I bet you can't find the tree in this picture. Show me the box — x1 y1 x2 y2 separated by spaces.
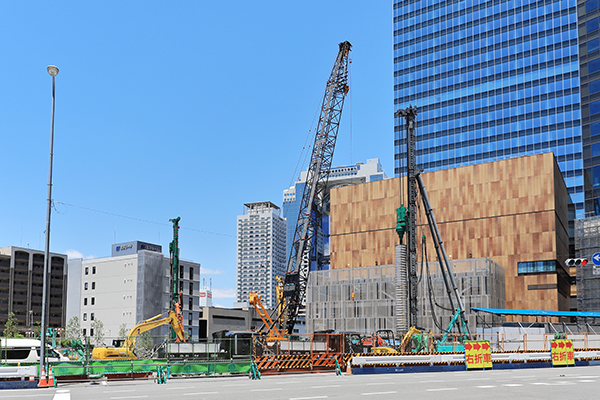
65 316 82 343
118 323 128 340
91 319 105 346
33 321 42 338
135 332 154 359
3 312 23 338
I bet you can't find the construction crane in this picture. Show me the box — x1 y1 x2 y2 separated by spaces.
271 41 352 336
395 106 472 344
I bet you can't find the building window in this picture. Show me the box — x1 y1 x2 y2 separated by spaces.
180 267 184 279
84 298 88 306
91 297 95 305
84 282 88 290
189 267 193 279
83 313 87 321
179 281 183 292
592 100 600 116
85 267 89 275
83 328 86 336
91 313 95 321
588 17 599 34
189 297 193 310
92 266 96 274
517 260 557 274
189 282 193 295
90 329 94 336
92 282 96 290
589 38 600 54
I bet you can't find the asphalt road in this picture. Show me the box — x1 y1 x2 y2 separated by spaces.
0 365 598 400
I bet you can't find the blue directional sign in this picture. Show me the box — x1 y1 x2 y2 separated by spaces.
593 253 600 266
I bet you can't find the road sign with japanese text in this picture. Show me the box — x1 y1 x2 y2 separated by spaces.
465 340 492 370
551 339 575 366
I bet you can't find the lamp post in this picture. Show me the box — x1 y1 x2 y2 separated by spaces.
41 65 59 379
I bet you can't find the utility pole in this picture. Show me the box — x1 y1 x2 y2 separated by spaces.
395 105 418 328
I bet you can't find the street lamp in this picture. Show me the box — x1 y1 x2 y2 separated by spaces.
41 64 58 379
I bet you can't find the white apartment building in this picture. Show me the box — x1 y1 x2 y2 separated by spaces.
67 241 201 342
236 201 287 309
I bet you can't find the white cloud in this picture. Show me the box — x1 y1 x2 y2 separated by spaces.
211 287 236 299
200 267 224 275
64 250 97 260
64 249 84 259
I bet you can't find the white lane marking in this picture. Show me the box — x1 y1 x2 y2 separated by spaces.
290 397 328 400
56 390 69 393
110 397 149 400
223 384 250 387
426 388 458 392
361 391 398 396
579 380 596 382
503 384 523 387
167 386 196 389
476 385 496 388
311 385 341 389
104 390 136 393
251 388 283 392
467 377 491 381
53 391 70 400
275 380 302 384
366 382 394 386
419 379 445 383
183 393 218 396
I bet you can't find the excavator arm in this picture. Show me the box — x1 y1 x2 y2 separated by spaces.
123 310 185 353
92 311 185 360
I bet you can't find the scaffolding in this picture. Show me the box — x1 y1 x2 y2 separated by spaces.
575 216 600 312
307 258 505 335
418 258 505 333
307 266 396 334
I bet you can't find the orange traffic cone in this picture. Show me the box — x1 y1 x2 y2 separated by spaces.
48 367 55 387
346 361 352 375
39 367 48 387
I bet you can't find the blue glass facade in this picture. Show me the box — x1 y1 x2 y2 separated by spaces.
393 0 585 218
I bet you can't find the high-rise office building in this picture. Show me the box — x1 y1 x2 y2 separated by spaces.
0 246 67 332
282 158 388 265
236 201 287 309
393 0 587 218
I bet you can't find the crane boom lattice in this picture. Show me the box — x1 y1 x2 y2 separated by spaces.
281 41 352 335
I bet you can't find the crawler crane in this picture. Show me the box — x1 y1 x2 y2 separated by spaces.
266 41 352 336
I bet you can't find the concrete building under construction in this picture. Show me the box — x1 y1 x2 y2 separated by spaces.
308 153 571 333
307 258 505 334
575 216 600 312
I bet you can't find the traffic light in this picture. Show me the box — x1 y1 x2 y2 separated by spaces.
565 258 587 266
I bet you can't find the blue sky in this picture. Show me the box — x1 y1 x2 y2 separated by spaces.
0 2 394 307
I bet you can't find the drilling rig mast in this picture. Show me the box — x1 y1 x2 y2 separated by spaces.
395 107 471 339
279 41 352 335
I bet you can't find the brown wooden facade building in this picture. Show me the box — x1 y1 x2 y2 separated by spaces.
329 153 572 313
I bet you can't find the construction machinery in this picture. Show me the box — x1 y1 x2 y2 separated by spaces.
92 310 185 360
266 41 351 337
249 292 286 341
169 217 185 340
395 106 472 349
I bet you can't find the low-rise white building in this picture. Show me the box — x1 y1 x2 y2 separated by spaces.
67 241 201 343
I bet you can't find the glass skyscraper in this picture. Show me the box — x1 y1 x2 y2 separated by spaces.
393 0 590 218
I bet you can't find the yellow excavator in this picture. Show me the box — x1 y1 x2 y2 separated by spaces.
92 310 185 360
